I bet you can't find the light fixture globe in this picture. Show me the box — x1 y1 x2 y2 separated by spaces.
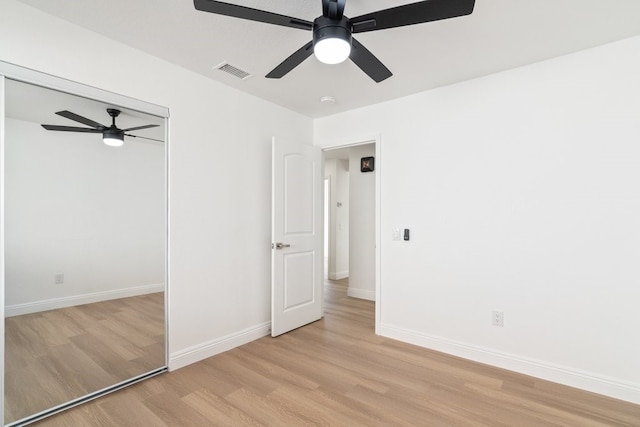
313 16 352 65
102 128 124 147
315 38 351 64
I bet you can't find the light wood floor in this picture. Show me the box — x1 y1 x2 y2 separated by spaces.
4 293 165 425
35 280 639 426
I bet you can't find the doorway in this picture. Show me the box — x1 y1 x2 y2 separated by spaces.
323 143 376 304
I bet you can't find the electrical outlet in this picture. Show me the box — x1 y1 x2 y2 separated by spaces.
55 273 64 284
492 310 504 327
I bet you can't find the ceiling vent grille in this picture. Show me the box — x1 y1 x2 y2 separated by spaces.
214 62 252 80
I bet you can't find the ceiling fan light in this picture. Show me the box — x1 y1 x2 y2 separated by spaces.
312 16 352 65
103 129 124 147
314 37 351 64
103 136 124 147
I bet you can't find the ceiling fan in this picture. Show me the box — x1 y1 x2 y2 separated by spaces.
41 109 161 147
194 0 475 82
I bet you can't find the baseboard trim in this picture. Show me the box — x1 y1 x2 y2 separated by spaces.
347 287 375 301
379 323 640 405
328 271 349 280
5 283 164 317
169 321 271 371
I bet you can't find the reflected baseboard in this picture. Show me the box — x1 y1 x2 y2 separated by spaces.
5 283 164 317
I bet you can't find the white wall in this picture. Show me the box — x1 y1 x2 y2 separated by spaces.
0 0 312 368
4 118 164 314
324 158 349 280
314 36 640 403
347 145 375 300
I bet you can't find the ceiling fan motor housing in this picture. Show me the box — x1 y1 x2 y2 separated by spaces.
312 16 352 48
103 127 124 137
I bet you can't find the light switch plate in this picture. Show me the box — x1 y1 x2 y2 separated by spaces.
392 228 401 241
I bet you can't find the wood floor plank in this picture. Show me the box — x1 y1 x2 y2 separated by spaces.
305 386 401 426
32 279 640 426
233 346 320 392
182 388 264 426
223 387 305 426
89 389 168 427
142 390 214 426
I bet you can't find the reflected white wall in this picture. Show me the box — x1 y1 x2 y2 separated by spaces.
4 118 164 314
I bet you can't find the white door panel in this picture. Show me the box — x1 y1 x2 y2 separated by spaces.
272 137 322 337
283 251 314 308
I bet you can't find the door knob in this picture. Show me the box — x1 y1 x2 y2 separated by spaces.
274 242 291 249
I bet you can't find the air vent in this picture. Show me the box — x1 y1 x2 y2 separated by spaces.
213 61 252 80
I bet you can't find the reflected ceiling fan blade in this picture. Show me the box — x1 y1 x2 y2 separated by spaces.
266 41 314 79
121 124 160 132
351 0 475 33
55 110 106 128
349 38 392 83
124 133 164 143
193 0 313 30
41 124 103 133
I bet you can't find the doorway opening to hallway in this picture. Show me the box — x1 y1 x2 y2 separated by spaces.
323 143 376 318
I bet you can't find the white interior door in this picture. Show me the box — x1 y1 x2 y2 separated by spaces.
271 137 323 337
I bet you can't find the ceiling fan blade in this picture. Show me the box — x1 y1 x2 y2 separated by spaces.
121 124 160 132
349 38 392 83
266 41 314 79
55 110 106 129
124 134 164 143
351 0 475 33
41 124 103 133
194 0 313 31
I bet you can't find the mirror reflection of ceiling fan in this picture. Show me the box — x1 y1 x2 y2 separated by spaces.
194 0 475 82
41 109 161 147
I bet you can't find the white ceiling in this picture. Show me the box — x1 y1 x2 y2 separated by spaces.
16 0 640 118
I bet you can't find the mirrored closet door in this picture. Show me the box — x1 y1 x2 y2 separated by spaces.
1 67 168 426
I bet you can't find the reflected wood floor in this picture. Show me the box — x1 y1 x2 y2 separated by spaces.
5 293 165 425
36 280 639 426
